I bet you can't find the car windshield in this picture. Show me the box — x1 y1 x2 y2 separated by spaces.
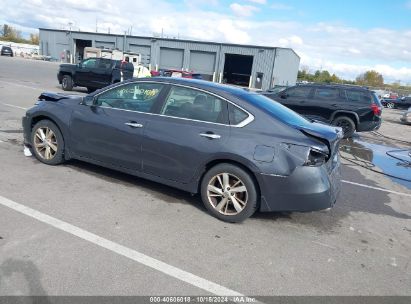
244 93 310 127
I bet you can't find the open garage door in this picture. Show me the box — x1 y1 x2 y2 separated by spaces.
160 48 184 70
223 54 253 87
189 51 216 81
74 39 92 62
129 44 151 66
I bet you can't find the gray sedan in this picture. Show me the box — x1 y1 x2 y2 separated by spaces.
22 78 343 222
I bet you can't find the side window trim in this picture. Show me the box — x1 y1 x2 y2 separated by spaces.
91 81 254 127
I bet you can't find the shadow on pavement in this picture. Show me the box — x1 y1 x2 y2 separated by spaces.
0 258 50 302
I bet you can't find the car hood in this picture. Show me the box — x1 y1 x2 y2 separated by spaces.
59 63 76 69
38 92 83 106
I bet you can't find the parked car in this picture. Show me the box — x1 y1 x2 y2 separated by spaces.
381 97 411 109
57 58 134 93
1 46 13 57
152 69 202 79
22 78 342 222
263 84 382 138
400 107 411 125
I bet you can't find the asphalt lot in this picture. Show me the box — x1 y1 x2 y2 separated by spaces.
0 56 410 297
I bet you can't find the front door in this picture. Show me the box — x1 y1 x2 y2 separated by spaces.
75 58 97 87
69 82 166 171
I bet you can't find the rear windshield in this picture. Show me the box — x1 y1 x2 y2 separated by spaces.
244 93 310 128
372 92 383 106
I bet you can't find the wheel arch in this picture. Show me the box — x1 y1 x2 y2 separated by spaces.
197 158 262 201
330 111 359 127
30 114 68 157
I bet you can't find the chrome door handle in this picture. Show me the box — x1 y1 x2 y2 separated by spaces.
199 133 221 139
125 122 143 128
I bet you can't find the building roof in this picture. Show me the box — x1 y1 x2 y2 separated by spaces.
39 28 300 59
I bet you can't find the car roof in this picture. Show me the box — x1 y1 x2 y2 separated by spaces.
128 77 251 97
296 83 371 92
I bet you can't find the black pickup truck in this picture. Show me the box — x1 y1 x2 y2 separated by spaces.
57 58 134 92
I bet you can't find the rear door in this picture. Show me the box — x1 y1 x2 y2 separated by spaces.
305 87 341 122
69 82 166 171
141 85 230 183
276 86 312 113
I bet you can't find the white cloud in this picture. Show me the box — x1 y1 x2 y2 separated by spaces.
271 2 293 10
229 3 259 17
247 0 267 4
1 0 411 82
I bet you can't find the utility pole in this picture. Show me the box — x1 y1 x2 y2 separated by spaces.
96 18 98 33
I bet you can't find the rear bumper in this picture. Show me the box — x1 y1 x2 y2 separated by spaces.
259 156 341 212
357 118 381 132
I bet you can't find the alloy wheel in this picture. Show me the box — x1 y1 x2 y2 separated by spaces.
387 102 394 109
34 127 58 160
207 173 248 215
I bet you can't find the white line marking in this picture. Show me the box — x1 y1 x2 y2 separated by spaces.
0 80 43 91
2 103 27 110
342 180 411 197
0 195 243 297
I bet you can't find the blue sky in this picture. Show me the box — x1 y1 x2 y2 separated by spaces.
1 0 411 82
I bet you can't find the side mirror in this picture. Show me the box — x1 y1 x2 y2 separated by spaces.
78 62 82 68
280 93 287 99
82 95 95 106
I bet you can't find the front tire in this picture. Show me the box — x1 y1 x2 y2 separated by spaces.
386 102 395 109
62 75 73 91
200 164 258 223
31 120 65 165
332 116 356 138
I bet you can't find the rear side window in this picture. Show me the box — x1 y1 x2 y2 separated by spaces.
346 90 372 103
228 103 249 125
285 87 311 98
314 88 339 100
161 86 228 124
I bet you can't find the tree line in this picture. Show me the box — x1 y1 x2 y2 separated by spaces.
298 68 411 94
0 24 39 45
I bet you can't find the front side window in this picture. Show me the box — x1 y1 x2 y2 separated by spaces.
286 87 311 98
95 82 164 113
81 58 97 68
161 86 227 124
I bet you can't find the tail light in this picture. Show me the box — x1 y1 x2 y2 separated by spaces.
371 103 381 116
304 148 329 166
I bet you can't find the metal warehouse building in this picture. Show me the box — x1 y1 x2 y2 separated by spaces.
39 28 300 90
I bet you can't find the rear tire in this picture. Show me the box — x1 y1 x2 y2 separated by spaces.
31 120 65 165
332 116 356 138
62 75 73 91
200 164 258 223
387 102 395 109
